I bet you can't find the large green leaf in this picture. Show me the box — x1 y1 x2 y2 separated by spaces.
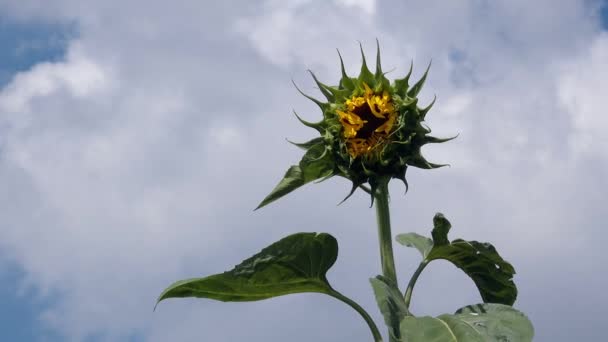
370 275 410 340
399 303 534 342
256 144 334 210
427 239 517 305
396 213 517 305
156 233 338 304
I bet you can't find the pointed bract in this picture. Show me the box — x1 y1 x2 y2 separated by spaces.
375 39 383 79
396 167 409 194
308 70 335 102
286 137 324 150
358 41 375 87
407 60 432 98
293 110 324 133
337 49 355 91
425 134 459 144
292 80 327 110
393 60 413 97
338 181 361 206
419 95 436 119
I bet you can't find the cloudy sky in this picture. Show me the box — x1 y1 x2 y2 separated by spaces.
0 0 607 341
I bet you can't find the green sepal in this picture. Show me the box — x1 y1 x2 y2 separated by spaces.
308 70 335 102
374 39 383 79
338 177 372 206
395 166 409 193
373 39 390 90
156 233 338 305
357 42 376 88
396 213 518 306
419 95 436 119
336 49 356 91
407 61 431 98
407 154 449 170
424 134 460 144
256 144 334 210
286 137 324 150
320 84 351 104
292 80 328 111
399 303 534 342
337 181 360 205
393 61 413 97
370 275 410 340
419 122 432 134
398 96 418 111
292 110 324 134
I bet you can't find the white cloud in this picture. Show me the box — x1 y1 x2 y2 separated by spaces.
335 0 376 14
0 44 109 113
558 32 608 159
437 92 472 117
235 0 388 71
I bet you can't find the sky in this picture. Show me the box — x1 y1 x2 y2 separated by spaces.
0 0 607 341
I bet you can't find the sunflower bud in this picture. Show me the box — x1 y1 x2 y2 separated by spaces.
256 41 456 210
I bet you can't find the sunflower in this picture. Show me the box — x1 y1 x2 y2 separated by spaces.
337 82 397 158
257 41 456 209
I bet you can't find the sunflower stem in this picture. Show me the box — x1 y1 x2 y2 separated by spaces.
329 290 383 342
403 260 429 308
374 177 399 341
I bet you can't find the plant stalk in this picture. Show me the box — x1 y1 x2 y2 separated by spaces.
403 260 429 308
374 178 398 287
329 290 383 342
374 178 399 341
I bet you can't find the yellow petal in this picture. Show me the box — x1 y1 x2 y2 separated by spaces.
375 112 396 134
362 82 373 97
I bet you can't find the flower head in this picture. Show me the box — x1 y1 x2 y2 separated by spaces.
257 41 456 209
337 82 397 158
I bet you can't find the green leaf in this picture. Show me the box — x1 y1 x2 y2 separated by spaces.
256 144 334 209
157 233 384 341
157 232 338 304
396 213 518 305
370 275 409 339
427 239 517 305
399 303 534 342
395 233 433 259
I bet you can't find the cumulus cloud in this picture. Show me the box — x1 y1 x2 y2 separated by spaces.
558 32 608 159
0 1 606 341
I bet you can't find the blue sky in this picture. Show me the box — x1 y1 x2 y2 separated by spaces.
602 1 608 29
0 16 73 87
0 16 72 342
1 1 608 341
1 264 57 341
